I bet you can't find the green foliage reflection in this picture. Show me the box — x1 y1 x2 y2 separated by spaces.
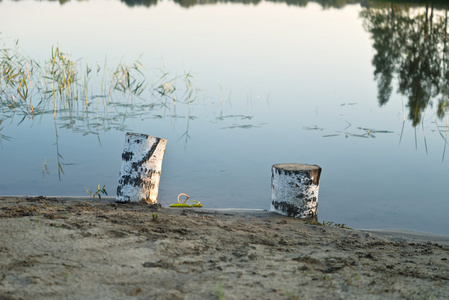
361 4 449 126
4 0 449 10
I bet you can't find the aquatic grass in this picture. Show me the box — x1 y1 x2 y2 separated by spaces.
222 124 260 129
0 119 11 146
0 41 205 177
435 112 449 161
40 46 81 117
157 82 175 96
422 118 429 154
0 45 36 104
150 70 198 107
214 113 263 131
110 57 147 97
322 134 339 138
319 123 394 139
54 117 64 180
216 114 253 121
0 41 200 138
182 70 198 105
303 125 324 131
346 127 394 139
46 46 78 97
80 62 93 108
356 127 393 134
53 117 75 180
41 158 50 177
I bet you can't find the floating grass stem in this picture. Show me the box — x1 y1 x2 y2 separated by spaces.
0 119 11 145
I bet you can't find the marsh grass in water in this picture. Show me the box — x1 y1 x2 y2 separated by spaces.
0 41 201 176
0 41 198 130
41 158 50 177
0 42 34 103
0 119 11 145
44 46 78 106
304 122 395 140
110 58 147 96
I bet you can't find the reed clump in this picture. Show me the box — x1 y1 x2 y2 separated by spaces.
44 46 78 101
110 58 147 96
0 41 198 121
0 44 35 103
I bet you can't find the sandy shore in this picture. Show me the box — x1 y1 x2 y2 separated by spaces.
1 196 448 299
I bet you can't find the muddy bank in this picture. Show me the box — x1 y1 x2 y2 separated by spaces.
0 196 448 299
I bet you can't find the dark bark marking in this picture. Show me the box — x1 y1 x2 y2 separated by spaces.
130 138 161 172
271 200 317 218
272 200 300 217
122 151 134 161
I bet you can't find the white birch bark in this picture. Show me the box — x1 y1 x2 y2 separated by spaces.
116 132 167 203
270 163 321 218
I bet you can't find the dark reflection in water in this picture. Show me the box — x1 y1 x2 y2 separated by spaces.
1 0 448 130
121 0 158 7
119 0 449 9
5 0 449 10
361 3 449 126
0 0 366 9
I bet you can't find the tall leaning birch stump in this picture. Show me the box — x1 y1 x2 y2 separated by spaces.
116 132 167 203
270 163 322 218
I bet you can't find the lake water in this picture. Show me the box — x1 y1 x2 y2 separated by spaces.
1 0 448 235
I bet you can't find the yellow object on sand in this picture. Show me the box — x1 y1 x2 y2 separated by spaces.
170 193 203 208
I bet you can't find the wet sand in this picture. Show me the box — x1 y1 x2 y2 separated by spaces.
1 196 448 299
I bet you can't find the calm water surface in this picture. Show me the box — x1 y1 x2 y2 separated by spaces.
1 0 448 235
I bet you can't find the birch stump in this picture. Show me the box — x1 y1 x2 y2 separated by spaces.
116 132 167 203
270 163 322 218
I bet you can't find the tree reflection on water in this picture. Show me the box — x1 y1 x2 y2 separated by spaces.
119 0 449 10
361 3 449 127
115 0 449 128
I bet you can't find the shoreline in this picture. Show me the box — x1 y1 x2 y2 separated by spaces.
1 196 448 299
2 195 448 240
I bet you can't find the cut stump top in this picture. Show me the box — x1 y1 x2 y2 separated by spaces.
272 163 321 171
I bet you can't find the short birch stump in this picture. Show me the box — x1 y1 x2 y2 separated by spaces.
116 132 167 203
270 163 322 218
